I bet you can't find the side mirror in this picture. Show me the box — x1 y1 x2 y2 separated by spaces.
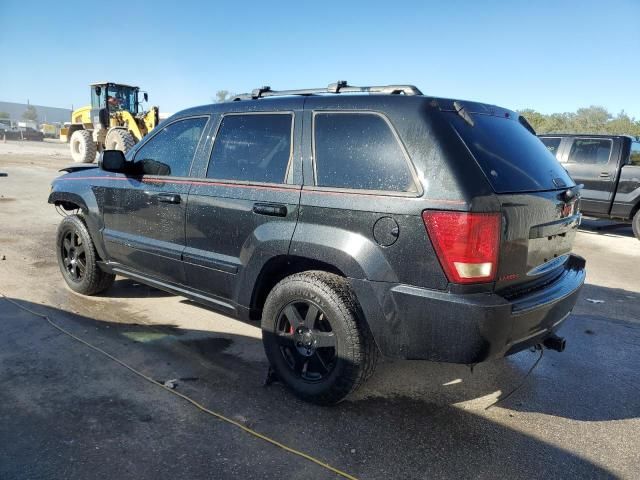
100 150 126 172
143 92 148 102
95 86 102 96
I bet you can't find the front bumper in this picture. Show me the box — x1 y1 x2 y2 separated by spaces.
350 254 586 363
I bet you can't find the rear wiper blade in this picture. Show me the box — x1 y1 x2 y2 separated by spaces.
518 115 537 135
453 101 475 127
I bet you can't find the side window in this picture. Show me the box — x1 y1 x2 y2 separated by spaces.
207 114 292 183
313 113 416 192
629 142 640 166
132 117 207 176
567 138 612 165
540 137 562 160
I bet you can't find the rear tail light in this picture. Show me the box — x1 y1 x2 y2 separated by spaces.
422 211 501 284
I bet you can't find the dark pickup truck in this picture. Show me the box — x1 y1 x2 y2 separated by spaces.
539 134 640 239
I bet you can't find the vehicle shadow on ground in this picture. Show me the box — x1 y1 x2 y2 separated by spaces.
579 218 635 238
85 280 640 424
1 297 620 479
358 282 640 423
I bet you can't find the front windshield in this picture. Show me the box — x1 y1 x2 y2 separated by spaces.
106 85 138 113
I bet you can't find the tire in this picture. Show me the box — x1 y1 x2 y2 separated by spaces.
56 214 115 295
633 210 640 241
105 129 136 153
261 271 378 405
70 130 97 163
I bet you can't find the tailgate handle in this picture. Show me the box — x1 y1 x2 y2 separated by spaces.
253 203 287 217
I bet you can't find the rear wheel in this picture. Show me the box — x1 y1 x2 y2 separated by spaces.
105 129 135 153
56 215 115 295
261 271 378 405
70 130 96 163
633 210 640 241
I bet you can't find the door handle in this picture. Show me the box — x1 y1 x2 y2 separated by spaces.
599 172 610 178
253 203 287 217
157 193 181 204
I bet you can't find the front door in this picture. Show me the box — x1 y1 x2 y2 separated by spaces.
102 116 209 284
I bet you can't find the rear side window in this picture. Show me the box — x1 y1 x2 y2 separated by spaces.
629 142 640 166
133 117 207 176
313 113 416 192
448 113 575 193
207 114 292 183
540 137 562 159
567 138 612 165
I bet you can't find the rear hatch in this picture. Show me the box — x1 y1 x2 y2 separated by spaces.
444 103 580 293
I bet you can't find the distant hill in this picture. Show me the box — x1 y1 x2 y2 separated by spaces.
0 101 71 124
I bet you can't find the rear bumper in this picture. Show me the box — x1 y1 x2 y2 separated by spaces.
350 254 586 363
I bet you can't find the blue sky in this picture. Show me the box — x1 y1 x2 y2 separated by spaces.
1 0 639 117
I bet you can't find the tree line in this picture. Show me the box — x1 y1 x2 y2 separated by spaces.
518 106 640 138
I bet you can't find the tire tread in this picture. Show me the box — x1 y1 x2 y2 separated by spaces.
70 130 97 164
106 129 136 153
633 210 640 241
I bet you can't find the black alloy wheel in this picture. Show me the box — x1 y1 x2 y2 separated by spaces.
261 271 378 404
275 300 337 382
55 214 115 295
60 228 87 283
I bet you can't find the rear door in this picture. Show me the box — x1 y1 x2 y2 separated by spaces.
184 109 302 308
102 116 209 283
293 106 444 290
559 137 620 215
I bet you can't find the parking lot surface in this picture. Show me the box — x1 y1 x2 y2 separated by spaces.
1 141 639 479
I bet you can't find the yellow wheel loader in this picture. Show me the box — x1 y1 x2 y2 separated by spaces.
60 82 159 163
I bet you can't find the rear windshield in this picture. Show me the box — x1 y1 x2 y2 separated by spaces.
448 113 575 193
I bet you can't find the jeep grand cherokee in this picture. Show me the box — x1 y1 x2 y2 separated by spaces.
49 82 586 404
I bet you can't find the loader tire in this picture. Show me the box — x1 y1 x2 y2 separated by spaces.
70 130 97 163
105 129 136 153
632 209 640 241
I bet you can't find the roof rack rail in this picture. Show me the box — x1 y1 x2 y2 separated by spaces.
231 81 423 101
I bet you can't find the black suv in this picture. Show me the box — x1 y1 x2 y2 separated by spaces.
49 82 586 404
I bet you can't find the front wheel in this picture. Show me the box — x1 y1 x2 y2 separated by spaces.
261 271 378 405
105 129 135 153
56 215 115 295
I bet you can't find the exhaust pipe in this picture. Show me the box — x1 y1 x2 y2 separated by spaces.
543 334 566 352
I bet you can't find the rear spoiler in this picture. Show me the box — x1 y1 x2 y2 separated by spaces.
439 99 537 135
59 164 99 173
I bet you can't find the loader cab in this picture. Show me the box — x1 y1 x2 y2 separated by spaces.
90 82 140 115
